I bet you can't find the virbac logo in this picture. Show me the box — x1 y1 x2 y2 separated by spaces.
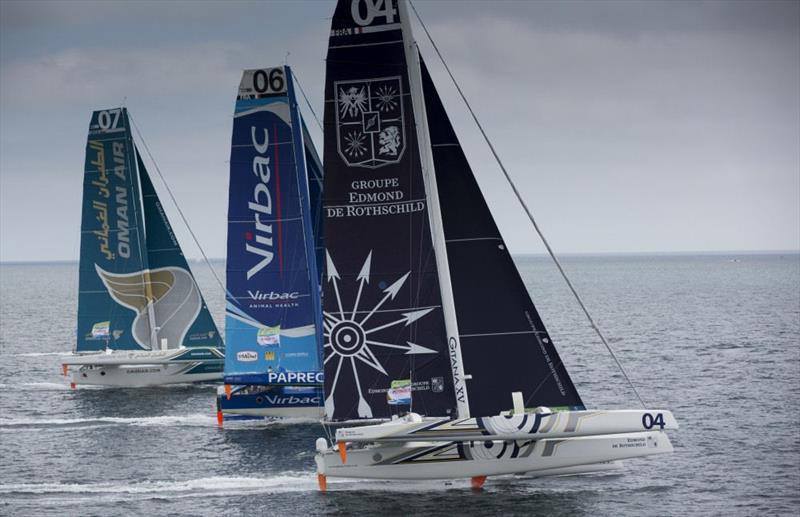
247 290 300 301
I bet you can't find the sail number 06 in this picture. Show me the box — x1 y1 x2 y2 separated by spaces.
253 68 285 94
642 412 666 430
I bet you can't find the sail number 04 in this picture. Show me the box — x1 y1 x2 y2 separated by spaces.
642 412 665 430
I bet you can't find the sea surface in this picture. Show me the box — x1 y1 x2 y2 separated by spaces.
0 254 798 516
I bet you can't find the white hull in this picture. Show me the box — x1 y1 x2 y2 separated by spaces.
316 431 671 481
63 348 223 387
522 460 623 478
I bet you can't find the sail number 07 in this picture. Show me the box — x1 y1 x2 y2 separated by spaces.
642 412 666 430
97 109 122 131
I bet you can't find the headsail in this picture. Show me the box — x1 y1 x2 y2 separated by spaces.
137 151 223 350
224 66 323 386
77 108 221 353
322 0 455 421
420 57 584 414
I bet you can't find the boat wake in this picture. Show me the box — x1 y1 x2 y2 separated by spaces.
0 414 218 430
0 382 75 391
0 473 319 501
221 416 320 428
11 351 73 357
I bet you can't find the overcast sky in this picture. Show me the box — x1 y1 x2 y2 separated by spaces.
1 0 798 262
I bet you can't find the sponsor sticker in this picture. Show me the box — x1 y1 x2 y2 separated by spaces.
91 321 110 338
236 351 258 362
267 371 324 384
257 326 280 346
264 351 276 361
387 379 412 406
431 376 444 393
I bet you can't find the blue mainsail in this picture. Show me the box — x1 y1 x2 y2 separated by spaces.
224 67 323 385
76 107 222 353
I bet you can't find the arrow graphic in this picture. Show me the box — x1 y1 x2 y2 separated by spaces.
326 250 345 319
351 252 372 320
359 271 410 326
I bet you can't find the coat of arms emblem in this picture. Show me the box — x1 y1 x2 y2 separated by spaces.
335 76 405 169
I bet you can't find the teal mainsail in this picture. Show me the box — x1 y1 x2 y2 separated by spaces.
76 108 222 353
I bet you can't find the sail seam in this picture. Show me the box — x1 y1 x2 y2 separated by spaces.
445 237 501 243
329 39 403 49
460 331 536 338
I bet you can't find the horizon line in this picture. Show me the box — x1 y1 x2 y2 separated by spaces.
2 248 799 265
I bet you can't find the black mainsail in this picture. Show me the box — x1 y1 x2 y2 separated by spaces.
322 0 455 420
322 0 583 422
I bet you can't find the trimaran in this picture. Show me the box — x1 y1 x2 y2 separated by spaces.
217 66 325 422
62 108 224 387
312 0 678 488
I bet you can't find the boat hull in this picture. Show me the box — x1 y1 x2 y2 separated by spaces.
63 347 223 387
217 385 323 419
315 431 672 481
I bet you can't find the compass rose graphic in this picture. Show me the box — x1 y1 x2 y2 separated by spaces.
323 250 438 418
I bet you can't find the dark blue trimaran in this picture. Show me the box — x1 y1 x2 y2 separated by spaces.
217 66 325 422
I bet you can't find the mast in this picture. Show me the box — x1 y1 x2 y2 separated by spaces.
397 0 470 418
130 144 159 350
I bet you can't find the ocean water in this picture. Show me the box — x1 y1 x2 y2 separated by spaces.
0 254 798 516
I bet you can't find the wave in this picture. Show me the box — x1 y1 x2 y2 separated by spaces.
0 382 73 391
10 351 72 357
0 473 317 497
0 414 321 431
221 416 320 427
0 414 218 429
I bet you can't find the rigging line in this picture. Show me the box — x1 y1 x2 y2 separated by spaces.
408 0 648 409
127 113 232 302
290 70 324 132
